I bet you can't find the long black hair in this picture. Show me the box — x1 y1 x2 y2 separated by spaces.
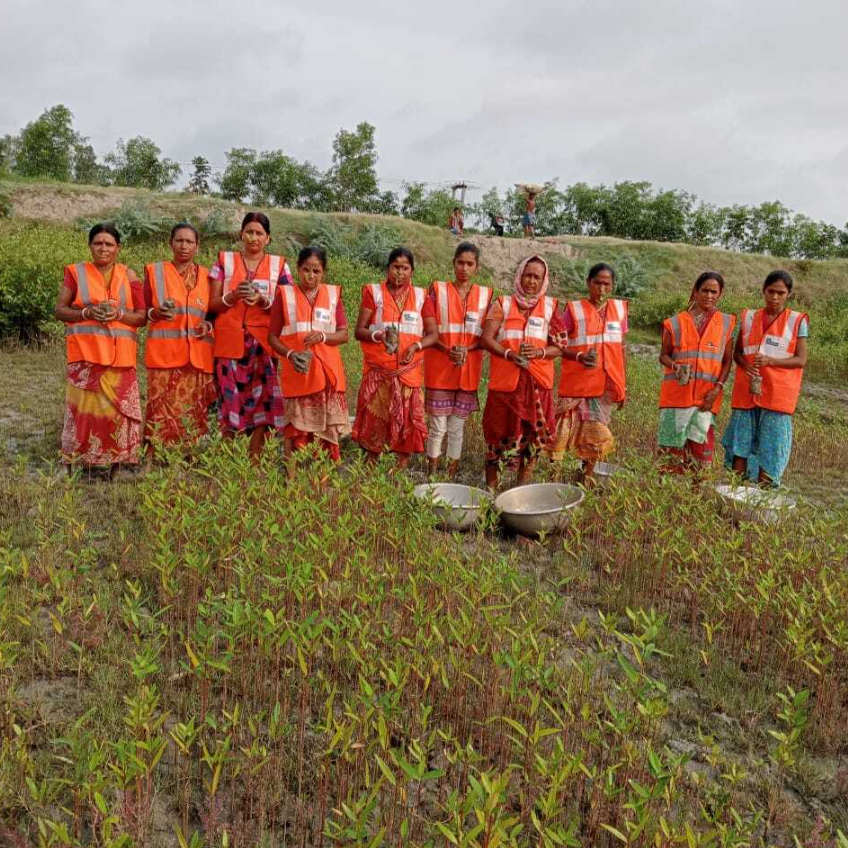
297 246 327 269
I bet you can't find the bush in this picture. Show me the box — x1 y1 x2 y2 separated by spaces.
305 216 403 268
548 255 651 300
0 184 11 219
78 200 177 241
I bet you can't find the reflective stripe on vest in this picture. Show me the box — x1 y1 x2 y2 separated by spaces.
222 253 282 297
368 284 425 337
496 295 554 342
152 262 207 319
65 325 137 339
278 285 340 337
435 282 492 337
742 309 803 359
569 298 625 346
74 262 128 311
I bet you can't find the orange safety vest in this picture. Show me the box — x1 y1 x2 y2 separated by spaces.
488 295 557 392
144 262 214 373
730 308 807 415
423 280 492 391
360 283 426 388
213 251 285 359
64 262 138 367
276 283 347 398
558 298 627 401
659 310 736 414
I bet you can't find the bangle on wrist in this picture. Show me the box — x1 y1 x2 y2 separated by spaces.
504 349 512 361
222 292 233 307
147 308 156 321
285 349 292 360
576 351 583 363
320 332 327 344
538 349 545 360
117 309 124 322
371 330 381 342
81 307 91 321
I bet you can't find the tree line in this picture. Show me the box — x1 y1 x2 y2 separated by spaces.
3 104 848 260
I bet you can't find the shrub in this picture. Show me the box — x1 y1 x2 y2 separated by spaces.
548 255 651 300
0 184 11 219
306 216 403 268
78 200 176 241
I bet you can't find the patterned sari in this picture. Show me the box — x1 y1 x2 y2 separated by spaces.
62 363 142 466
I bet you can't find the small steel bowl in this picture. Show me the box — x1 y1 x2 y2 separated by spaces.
714 483 797 525
413 483 494 532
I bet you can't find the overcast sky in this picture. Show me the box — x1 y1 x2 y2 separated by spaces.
2 0 846 223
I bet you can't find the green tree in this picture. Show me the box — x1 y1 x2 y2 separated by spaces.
401 182 455 227
0 134 18 176
187 156 212 194
71 139 107 185
14 104 78 180
218 147 256 202
329 122 379 212
105 136 181 190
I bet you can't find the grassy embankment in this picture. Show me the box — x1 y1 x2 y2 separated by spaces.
1 183 847 846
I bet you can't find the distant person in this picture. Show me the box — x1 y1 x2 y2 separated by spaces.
523 192 537 238
268 246 350 461
489 213 505 237
657 272 735 472
548 263 627 481
480 255 562 489
208 212 291 459
448 207 464 236
352 247 438 468
722 270 808 487
54 223 146 476
143 223 216 452
422 242 492 478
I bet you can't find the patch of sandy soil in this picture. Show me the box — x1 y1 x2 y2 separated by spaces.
8 184 148 222
465 234 577 286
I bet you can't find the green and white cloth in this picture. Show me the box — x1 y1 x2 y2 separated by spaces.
658 407 714 449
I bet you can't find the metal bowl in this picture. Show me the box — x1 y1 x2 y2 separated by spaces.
714 484 797 525
413 483 494 532
494 483 585 537
594 462 625 488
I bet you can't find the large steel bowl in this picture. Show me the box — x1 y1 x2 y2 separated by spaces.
714 484 796 525
494 483 585 537
413 483 494 532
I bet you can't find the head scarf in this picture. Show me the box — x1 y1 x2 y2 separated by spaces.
512 255 550 311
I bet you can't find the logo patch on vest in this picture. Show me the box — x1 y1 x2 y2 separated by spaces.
253 279 270 295
527 316 544 330
465 312 479 324
605 321 621 333
402 311 419 325
764 335 782 348
313 307 332 325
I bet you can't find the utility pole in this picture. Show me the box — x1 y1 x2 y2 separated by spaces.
451 182 468 206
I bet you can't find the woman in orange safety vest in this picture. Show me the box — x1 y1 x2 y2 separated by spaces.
208 212 292 459
352 247 439 469
722 270 808 486
657 271 735 472
54 223 146 477
480 255 563 489
548 262 627 481
422 241 492 478
142 222 216 451
268 246 350 461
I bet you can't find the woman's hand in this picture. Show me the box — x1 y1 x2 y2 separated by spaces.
753 353 773 368
94 301 119 322
698 387 719 412
449 345 467 364
744 364 760 379
234 282 256 302
399 342 421 365
581 347 598 369
518 341 536 358
303 331 324 347
194 320 213 338
672 361 686 375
